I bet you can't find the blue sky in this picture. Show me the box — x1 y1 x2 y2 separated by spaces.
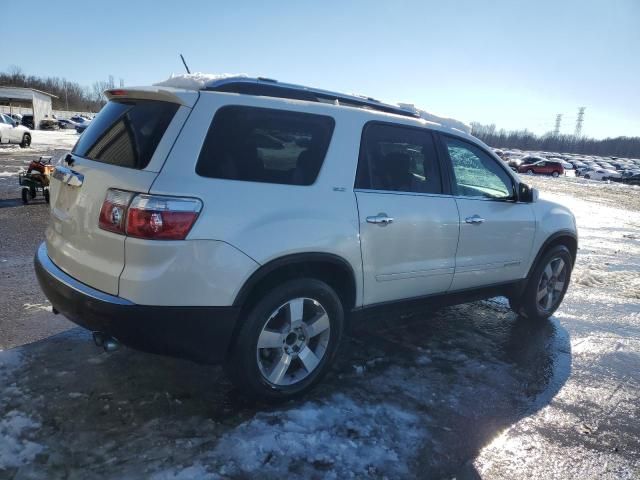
6 0 639 138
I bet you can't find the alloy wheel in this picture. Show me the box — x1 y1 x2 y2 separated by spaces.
256 297 331 386
536 257 567 313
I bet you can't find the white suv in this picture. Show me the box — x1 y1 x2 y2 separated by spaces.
35 77 577 400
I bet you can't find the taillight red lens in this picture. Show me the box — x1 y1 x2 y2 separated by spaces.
126 194 202 240
99 190 201 240
98 189 134 234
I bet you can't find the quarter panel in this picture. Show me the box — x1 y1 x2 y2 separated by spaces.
150 92 365 306
119 239 259 306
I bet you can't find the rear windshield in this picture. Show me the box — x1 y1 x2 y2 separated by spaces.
72 100 178 169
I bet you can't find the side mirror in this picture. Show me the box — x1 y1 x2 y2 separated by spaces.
518 183 539 203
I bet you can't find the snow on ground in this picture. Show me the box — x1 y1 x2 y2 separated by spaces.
0 350 44 470
29 130 77 153
475 186 640 479
210 394 424 478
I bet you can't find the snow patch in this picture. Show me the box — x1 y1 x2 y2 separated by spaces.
0 411 44 469
150 463 221 480
0 350 44 470
213 394 425 477
154 72 247 90
397 103 471 133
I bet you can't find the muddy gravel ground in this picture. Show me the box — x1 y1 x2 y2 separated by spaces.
0 143 639 479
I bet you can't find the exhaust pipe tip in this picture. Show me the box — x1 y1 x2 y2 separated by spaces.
92 332 120 352
92 331 105 347
103 338 120 353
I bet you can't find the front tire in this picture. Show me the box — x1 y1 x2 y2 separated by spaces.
511 245 573 322
552 171 560 177
225 278 344 401
21 188 29 204
527 169 534 175
20 133 31 148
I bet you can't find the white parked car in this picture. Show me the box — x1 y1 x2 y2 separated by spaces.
0 113 31 147
35 77 578 400
583 168 620 180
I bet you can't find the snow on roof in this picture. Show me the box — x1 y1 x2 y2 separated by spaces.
153 72 247 90
397 103 471 133
154 73 469 132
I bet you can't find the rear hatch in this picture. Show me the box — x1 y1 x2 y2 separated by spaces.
46 89 196 295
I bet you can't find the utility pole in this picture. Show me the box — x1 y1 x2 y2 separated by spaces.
575 107 585 137
63 79 69 111
119 78 124 88
553 114 562 136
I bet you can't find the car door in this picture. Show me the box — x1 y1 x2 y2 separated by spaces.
534 161 547 174
355 123 459 305
0 115 13 143
437 134 535 291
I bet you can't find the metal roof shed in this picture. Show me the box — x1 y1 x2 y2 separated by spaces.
0 86 58 129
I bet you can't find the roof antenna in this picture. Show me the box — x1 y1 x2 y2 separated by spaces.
180 54 191 74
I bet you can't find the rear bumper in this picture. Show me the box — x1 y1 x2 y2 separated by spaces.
34 242 239 364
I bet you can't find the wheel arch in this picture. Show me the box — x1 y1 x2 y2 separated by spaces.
226 253 358 361
233 252 358 312
527 230 577 279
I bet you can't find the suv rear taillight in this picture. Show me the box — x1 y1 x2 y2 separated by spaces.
99 189 134 234
99 189 202 240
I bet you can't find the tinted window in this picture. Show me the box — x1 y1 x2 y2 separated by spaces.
442 136 513 199
72 100 178 169
196 106 335 185
356 123 442 194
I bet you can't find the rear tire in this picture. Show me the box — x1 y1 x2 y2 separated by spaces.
584 174 590 179
20 133 31 148
510 245 573 322
225 278 344 402
44 188 50 204
552 171 560 177
527 169 534 175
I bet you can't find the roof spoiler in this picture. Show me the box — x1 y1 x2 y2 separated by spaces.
103 87 193 106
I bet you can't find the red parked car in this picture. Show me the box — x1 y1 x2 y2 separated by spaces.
518 160 564 177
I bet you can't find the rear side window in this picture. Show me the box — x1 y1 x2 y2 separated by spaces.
356 123 442 194
196 106 335 185
72 100 179 169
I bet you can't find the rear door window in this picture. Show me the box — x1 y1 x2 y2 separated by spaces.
72 100 179 169
355 123 443 194
196 106 335 185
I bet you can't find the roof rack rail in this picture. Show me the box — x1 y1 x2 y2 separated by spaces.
203 77 420 119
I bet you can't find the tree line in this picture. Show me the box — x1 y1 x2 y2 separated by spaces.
0 66 113 113
470 122 640 159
